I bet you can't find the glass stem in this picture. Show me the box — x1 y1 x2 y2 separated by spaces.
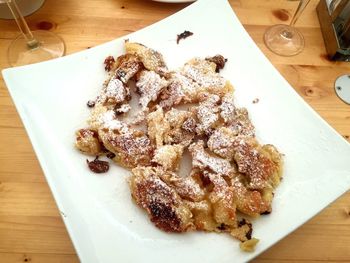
5 0 39 48
289 0 311 27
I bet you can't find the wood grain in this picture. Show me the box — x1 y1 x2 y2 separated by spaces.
0 0 349 262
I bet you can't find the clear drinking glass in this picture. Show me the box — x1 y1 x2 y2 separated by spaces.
264 0 311 56
2 0 65 67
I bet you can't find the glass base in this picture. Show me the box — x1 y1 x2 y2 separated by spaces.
7 30 65 67
264 24 304 57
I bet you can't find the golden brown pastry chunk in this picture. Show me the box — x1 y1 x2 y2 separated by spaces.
164 108 196 146
158 72 196 109
227 108 255 137
193 93 221 136
158 59 233 109
129 166 194 232
97 76 131 108
114 54 143 83
219 93 235 124
184 200 217 231
87 104 109 130
125 42 168 75
136 70 168 110
75 129 102 155
147 107 196 148
181 58 233 98
152 144 183 171
147 106 170 147
231 175 271 217
232 137 282 189
206 172 236 227
189 141 235 176
97 112 154 168
207 127 236 160
239 238 259 252
231 218 253 242
159 172 205 202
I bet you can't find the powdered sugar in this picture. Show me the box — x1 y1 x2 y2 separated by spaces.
136 70 168 110
189 141 234 176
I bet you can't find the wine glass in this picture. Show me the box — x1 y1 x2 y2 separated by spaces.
2 0 65 67
264 0 311 56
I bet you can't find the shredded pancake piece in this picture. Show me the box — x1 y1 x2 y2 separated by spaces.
129 166 194 232
125 42 168 75
75 129 102 156
97 77 131 108
136 70 168 110
97 111 154 168
193 93 221 136
232 137 282 190
189 141 235 176
114 54 143 83
152 144 183 171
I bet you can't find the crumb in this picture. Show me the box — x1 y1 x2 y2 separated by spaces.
60 211 67 218
239 238 259 252
87 100 95 108
177 30 194 44
252 98 259 104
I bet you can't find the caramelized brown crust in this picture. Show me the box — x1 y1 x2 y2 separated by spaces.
125 42 168 75
159 171 205 202
232 137 282 189
129 167 194 232
97 116 154 168
113 54 143 83
231 175 271 217
75 129 102 155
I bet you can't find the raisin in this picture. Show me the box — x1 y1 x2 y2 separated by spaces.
86 157 109 173
106 151 116 159
86 100 95 108
238 218 247 227
205 55 227 72
104 56 115 72
260 210 271 215
176 30 194 44
217 223 227 230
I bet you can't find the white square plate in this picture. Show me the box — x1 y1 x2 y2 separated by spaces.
3 0 350 262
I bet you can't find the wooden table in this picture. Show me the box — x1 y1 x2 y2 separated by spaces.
0 0 349 262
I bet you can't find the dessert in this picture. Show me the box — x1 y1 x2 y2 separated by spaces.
75 41 284 251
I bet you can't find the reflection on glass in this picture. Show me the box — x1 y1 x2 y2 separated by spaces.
1 0 65 66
